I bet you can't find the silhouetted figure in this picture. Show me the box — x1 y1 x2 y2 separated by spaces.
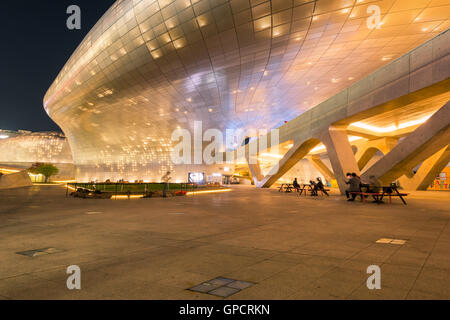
316 177 329 196
345 173 361 201
161 171 172 198
309 180 318 196
293 178 300 191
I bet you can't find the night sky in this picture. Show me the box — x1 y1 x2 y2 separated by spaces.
0 1 115 132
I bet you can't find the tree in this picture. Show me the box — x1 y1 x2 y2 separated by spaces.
29 163 59 183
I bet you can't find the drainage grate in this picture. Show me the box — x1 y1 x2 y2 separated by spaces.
376 238 407 245
188 277 255 298
16 248 64 257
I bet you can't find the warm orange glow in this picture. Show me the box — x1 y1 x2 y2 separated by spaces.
186 189 232 195
350 115 432 133
310 136 365 153
0 168 20 174
111 195 145 200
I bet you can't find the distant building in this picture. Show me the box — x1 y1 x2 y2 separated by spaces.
0 130 74 180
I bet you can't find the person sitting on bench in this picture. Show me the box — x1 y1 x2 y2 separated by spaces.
293 178 300 191
316 177 329 196
367 175 382 193
345 173 361 201
309 180 318 196
367 175 383 203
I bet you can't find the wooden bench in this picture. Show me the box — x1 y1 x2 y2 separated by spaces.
279 183 298 193
313 188 330 196
299 185 330 197
349 191 409 205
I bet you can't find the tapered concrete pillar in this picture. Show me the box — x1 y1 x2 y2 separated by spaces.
399 146 450 191
355 138 399 171
318 127 360 194
306 155 335 182
257 139 321 188
362 101 450 184
247 161 264 185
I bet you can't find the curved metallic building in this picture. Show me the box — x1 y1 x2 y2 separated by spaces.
0 131 74 178
44 0 449 182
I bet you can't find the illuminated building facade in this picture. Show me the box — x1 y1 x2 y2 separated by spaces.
44 0 450 184
0 130 74 179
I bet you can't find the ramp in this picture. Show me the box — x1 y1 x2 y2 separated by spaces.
0 171 32 190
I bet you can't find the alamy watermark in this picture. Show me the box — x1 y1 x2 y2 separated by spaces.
367 5 382 30
367 265 381 290
171 121 280 170
67 5 81 30
66 265 81 290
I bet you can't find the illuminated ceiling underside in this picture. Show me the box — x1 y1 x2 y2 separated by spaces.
44 0 450 179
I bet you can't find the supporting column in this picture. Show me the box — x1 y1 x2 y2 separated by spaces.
247 161 264 185
362 101 450 184
355 137 399 171
257 138 321 188
399 146 450 191
318 126 360 194
306 155 335 182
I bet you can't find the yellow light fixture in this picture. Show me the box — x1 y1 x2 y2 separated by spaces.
259 153 283 159
186 189 232 195
111 195 145 200
310 136 365 153
349 115 432 133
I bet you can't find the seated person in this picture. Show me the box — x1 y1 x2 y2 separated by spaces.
367 175 382 193
367 175 384 202
316 177 329 196
293 178 300 191
309 180 318 196
345 173 361 201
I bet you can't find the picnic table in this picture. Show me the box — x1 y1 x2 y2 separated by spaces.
298 184 313 196
298 184 330 197
349 184 408 205
278 183 295 192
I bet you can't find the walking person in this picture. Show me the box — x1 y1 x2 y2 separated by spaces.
293 178 300 192
161 171 171 198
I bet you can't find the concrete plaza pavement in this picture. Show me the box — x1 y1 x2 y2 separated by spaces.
0 185 449 300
